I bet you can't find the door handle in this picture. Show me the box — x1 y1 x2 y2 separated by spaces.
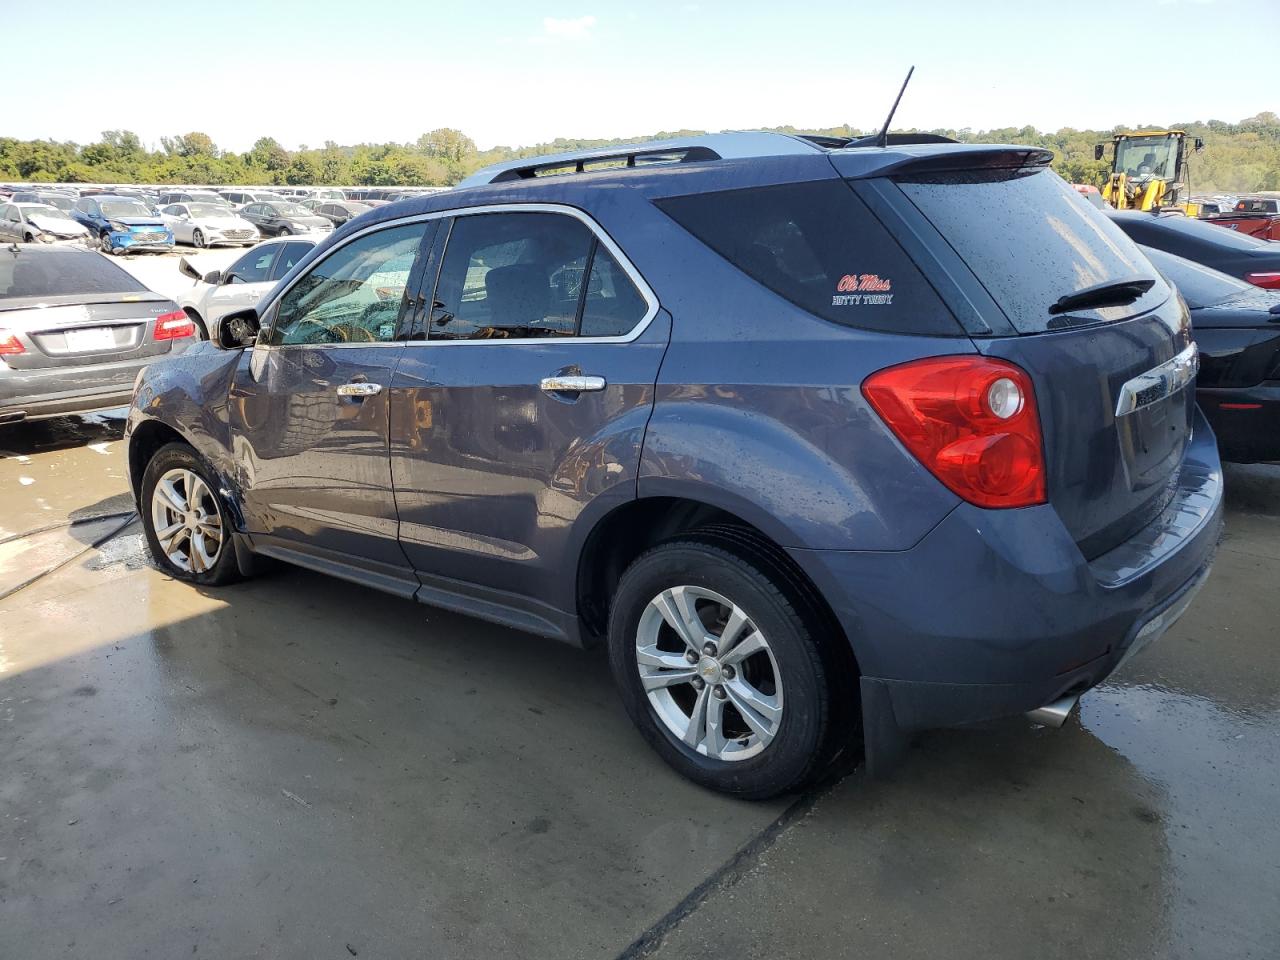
336 382 383 397
540 375 606 394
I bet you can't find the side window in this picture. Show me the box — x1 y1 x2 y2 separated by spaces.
271 241 313 280
430 212 594 341
579 246 650 337
243 204 260 217
5 206 20 222
225 246 278 284
270 223 428 346
74 199 88 213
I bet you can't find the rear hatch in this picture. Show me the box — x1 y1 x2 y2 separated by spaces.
0 249 179 370
882 161 1194 559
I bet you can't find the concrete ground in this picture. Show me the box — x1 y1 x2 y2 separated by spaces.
1 407 1278 959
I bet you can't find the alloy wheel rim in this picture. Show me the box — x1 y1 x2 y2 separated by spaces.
150 467 223 574
193 229 204 247
636 585 784 762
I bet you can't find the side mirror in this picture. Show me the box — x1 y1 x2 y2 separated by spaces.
215 308 261 350
1094 144 1105 162
202 269 222 286
1195 138 1204 153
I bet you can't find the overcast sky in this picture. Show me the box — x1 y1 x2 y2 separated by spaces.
9 0 1276 152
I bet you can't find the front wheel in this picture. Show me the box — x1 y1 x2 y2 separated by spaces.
192 228 205 248
607 537 841 799
140 443 241 586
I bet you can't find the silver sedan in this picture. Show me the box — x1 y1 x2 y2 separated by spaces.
160 202 260 248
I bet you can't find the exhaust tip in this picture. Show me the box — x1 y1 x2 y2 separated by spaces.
1026 694 1080 728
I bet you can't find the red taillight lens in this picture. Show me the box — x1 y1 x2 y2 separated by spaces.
153 310 196 340
1244 272 1280 290
862 355 1047 509
0 328 24 356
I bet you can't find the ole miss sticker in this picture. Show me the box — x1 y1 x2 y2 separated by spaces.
833 273 893 306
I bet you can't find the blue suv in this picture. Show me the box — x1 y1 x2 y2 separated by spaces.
71 195 174 255
125 133 1223 798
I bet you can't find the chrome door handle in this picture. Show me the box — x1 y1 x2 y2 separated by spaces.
336 382 382 397
540 375 606 394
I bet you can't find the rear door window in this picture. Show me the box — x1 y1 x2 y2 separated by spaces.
656 180 958 335
272 241 313 280
898 170 1167 332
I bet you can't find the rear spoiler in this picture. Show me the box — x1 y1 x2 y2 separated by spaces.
830 144 1055 181
0 291 167 312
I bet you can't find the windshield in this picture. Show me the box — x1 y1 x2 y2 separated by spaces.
187 203 231 218
37 195 74 211
0 249 147 299
99 200 152 219
1115 136 1178 181
256 193 285 203
1141 246 1253 309
190 193 227 204
900 169 1165 333
275 203 311 217
21 205 75 222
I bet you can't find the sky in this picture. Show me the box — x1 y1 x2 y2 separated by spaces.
8 0 1277 153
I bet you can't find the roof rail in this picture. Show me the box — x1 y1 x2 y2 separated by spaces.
457 132 827 188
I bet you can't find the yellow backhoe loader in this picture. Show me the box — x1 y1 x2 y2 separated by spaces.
1095 130 1204 215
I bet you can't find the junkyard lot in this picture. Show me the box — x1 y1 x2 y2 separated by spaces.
1 253 1278 959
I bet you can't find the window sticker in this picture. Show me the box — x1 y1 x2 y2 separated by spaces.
832 273 893 306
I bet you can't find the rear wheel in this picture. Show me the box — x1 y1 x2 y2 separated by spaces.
140 443 240 586
277 226 292 237
607 537 841 799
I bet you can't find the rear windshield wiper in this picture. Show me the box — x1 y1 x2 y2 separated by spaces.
1048 278 1155 315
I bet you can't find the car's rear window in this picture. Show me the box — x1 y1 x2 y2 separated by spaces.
655 180 960 335
0 251 148 299
899 169 1166 333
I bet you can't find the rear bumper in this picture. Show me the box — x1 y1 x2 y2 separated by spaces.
790 407 1224 768
1197 382 1280 463
0 349 189 421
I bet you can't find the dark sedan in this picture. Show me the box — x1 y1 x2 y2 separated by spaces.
1110 210 1280 290
238 201 334 239
1144 245 1280 463
310 200 372 227
0 245 197 423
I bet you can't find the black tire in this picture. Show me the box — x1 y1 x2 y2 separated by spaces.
607 536 844 799
277 226 292 237
140 442 241 586
192 228 205 248
23 232 35 243
184 308 209 340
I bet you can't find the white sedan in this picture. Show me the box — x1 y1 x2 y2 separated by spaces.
176 236 317 338
0 202 90 242
160 202 260 248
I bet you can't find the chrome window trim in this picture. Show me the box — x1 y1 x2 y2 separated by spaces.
256 202 659 351
1114 342 1199 417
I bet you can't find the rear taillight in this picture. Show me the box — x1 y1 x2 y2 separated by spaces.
0 328 24 356
1245 272 1280 290
153 310 196 340
862 355 1047 509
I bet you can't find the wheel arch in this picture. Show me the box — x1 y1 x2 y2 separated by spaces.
127 419 190 506
575 495 860 678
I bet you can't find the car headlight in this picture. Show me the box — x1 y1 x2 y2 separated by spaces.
108 221 131 233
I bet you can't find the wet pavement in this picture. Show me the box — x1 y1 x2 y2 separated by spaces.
1 413 1278 959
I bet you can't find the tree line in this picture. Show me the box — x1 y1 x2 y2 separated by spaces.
1 114 1277 193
